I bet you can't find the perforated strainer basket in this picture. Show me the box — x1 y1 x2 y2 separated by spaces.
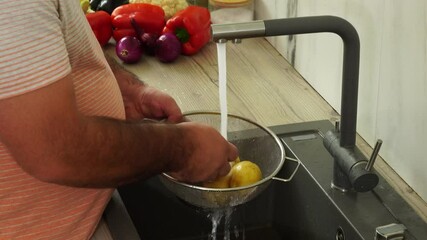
160 111 299 209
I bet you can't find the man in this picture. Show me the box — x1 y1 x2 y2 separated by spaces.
0 0 237 239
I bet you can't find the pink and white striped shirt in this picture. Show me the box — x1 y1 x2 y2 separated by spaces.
0 0 125 239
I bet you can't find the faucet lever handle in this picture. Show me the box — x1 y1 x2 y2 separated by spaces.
366 139 383 171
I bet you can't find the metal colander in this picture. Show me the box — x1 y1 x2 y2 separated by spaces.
160 111 299 209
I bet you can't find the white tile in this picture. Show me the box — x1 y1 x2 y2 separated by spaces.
255 0 298 61
255 0 277 19
293 0 385 145
376 0 427 201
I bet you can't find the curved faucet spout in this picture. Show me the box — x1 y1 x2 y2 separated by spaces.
212 16 360 147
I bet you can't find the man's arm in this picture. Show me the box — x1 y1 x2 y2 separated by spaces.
105 55 183 122
0 76 236 188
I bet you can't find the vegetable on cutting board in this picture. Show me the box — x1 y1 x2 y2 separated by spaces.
90 0 129 15
162 6 211 55
85 11 112 47
111 3 165 42
80 0 90 13
130 18 159 55
115 36 143 63
128 0 188 20
155 33 181 63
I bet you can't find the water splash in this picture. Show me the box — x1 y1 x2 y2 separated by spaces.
207 210 223 240
206 207 245 240
223 207 233 240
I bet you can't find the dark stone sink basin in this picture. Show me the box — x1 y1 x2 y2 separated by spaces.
104 120 427 240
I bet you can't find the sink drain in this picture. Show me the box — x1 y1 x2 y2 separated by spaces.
336 226 345 240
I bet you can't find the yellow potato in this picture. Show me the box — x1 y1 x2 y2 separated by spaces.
230 156 241 167
202 157 262 189
203 171 232 188
229 160 262 187
202 157 240 188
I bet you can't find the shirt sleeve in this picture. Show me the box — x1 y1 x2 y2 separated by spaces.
0 0 71 100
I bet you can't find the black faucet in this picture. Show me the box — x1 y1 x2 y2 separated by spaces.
211 16 382 192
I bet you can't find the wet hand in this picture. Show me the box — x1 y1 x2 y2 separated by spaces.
167 122 238 183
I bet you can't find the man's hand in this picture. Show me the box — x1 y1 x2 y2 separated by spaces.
167 122 239 183
124 84 183 123
106 54 183 123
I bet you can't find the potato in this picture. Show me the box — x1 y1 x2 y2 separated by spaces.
202 157 262 189
229 160 262 188
203 171 232 188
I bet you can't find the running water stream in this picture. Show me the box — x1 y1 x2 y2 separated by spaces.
217 42 228 140
209 42 245 240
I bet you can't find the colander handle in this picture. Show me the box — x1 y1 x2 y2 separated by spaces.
272 156 300 182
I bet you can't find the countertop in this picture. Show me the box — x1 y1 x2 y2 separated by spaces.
104 38 427 222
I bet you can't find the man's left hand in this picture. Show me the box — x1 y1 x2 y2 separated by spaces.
124 84 183 123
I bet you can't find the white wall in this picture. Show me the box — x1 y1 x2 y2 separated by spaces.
255 0 427 202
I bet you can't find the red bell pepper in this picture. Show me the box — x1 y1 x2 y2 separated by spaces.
162 6 211 55
85 11 112 47
111 3 165 42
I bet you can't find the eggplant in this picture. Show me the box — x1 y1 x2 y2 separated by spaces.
89 0 102 11
89 0 101 11
93 0 129 15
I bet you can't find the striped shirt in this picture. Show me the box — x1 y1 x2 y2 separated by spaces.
0 0 125 239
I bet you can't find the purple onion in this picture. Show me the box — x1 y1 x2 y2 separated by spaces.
115 36 142 64
155 33 182 63
141 32 159 56
130 18 158 56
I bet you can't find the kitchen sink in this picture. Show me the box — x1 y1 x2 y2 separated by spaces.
104 120 427 240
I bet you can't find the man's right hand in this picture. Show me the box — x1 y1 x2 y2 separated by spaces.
167 122 239 184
